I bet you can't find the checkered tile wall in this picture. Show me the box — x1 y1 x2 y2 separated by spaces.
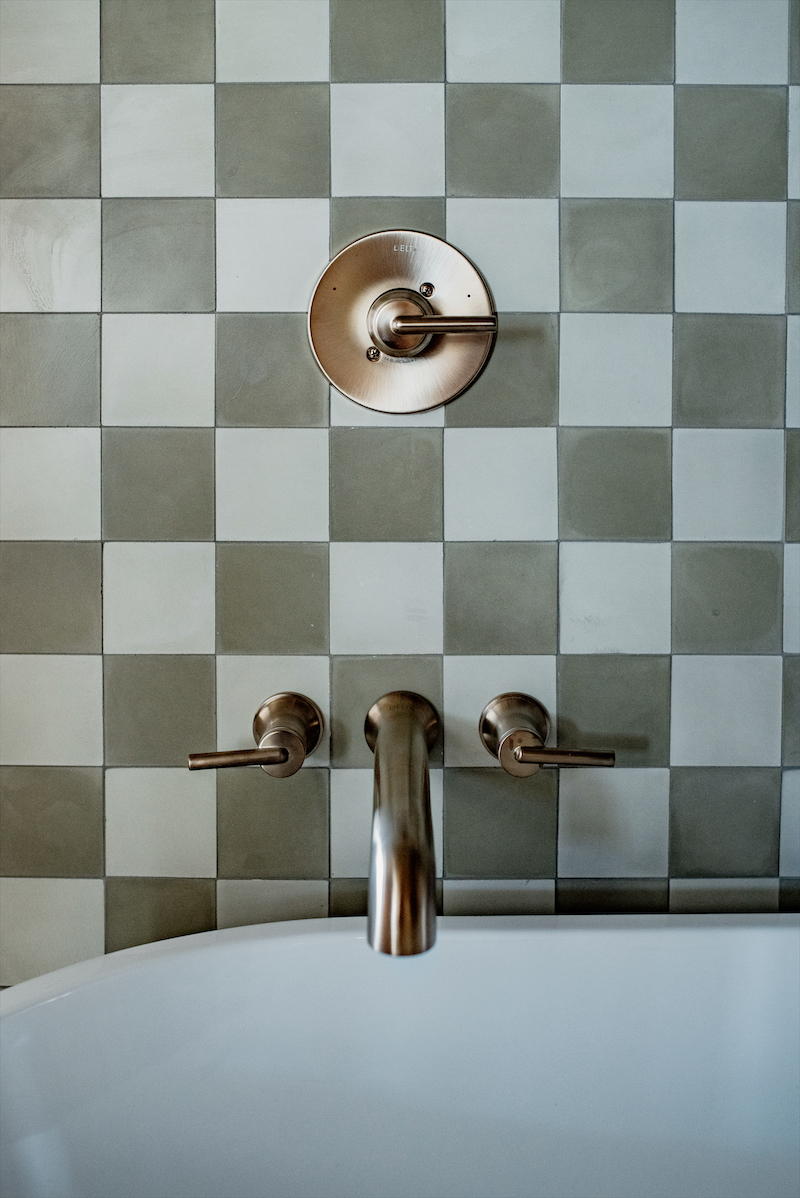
0 0 798 984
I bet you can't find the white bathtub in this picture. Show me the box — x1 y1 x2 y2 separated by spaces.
1 915 798 1198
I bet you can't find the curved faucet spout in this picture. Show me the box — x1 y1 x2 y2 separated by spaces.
364 692 440 956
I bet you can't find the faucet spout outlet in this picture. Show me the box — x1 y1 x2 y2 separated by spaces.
364 692 440 957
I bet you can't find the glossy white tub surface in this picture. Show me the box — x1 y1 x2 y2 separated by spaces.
1 914 798 1198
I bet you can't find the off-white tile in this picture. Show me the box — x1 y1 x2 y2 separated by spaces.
216 0 329 82
105 768 216 877
445 1 560 83
216 880 329 928
216 199 330 311
561 86 673 198
446 199 559 311
560 543 672 654
331 85 444 196
785 545 800 653
0 878 104 986
675 202 786 313
559 314 673 426
676 0 789 84
0 0 99 83
670 655 783 765
443 880 555 914
329 543 443 654
216 429 329 541
672 429 784 541
0 428 100 539
0 199 100 311
780 772 800 876
0 655 103 765
102 315 214 426
444 428 557 540
558 768 670 878
103 543 215 654
216 656 330 766
443 655 556 767
330 769 443 876
669 878 780 913
101 85 215 197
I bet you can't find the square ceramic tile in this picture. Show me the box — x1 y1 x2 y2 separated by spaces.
101 314 214 426
675 202 786 313
105 768 216 877
0 655 102 765
558 768 670 877
0 542 101 653
216 315 328 428
443 767 557 877
0 766 103 877
0 199 100 311
102 429 214 541
101 84 214 196
216 0 329 82
329 387 444 428
442 879 555 915
669 767 781 875
787 431 800 540
330 429 442 541
330 769 443 876
105 877 215 952
442 655 556 767
790 87 799 199
673 315 786 428
669 878 779 913
216 199 329 312
329 655 443 768
675 87 788 201
445 542 557 655
558 429 672 541
331 84 444 196
672 429 784 541
560 86 673 198
557 878 668 913
216 544 329 655
217 767 328 878
102 198 214 312
673 543 783 655
785 656 800 767
0 428 100 539
0 1 99 83
786 545 800 652
0 878 104 986
216 880 329 928
560 200 673 312
216 84 329 198
787 317 800 426
103 655 215 767
446 199 559 311
444 428 557 540
103 543 215 654
557 654 671 768
328 877 369 915
670 655 783 765
676 0 789 84
331 198 446 255
332 0 444 82
562 0 675 84
216 655 330 766
559 543 672 654
559 314 672 426
445 314 558 427
781 771 800 874
790 201 800 313
101 0 214 83
216 429 329 541
445 1 560 83
0 314 99 426
446 85 559 198
0 85 100 197
329 543 443 654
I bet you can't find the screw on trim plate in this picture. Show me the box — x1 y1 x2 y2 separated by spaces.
419 282 435 298
366 347 381 361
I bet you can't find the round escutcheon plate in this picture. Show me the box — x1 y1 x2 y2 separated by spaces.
307 230 496 414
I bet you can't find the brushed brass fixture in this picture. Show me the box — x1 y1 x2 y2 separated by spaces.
188 692 323 778
480 694 615 778
308 230 497 414
364 691 440 956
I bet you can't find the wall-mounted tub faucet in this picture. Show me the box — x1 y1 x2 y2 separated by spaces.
188 693 323 778
480 694 615 777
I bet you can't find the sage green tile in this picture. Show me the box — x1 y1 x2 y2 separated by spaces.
218 767 329 879
101 0 214 83
562 0 674 83
446 85 558 199
0 85 99 197
105 878 216 953
673 315 785 428
104 655 215 767
561 200 673 313
0 767 103 877
331 198 445 255
216 314 328 428
559 428 671 541
330 428 442 541
676 88 787 201
0 314 99 426
216 543 329 655
0 542 101 653
443 768 557 879
672 544 783 655
445 314 557 427
787 431 799 542
557 655 670 768
329 878 368 916
216 84 329 198
792 0 800 84
780 878 800 911
669 768 781 877
785 657 800 767
789 202 799 315
556 879 668 913
331 656 442 768
102 199 215 313
102 428 214 541
445 542 557 654
331 0 444 82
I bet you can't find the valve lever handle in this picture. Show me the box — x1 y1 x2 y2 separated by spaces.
187 693 323 779
480 693 615 778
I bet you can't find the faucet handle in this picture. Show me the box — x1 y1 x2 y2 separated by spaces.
188 692 323 778
479 693 614 778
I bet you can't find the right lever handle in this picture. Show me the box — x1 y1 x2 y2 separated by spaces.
479 693 615 778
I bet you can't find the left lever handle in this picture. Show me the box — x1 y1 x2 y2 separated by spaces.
187 692 323 779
